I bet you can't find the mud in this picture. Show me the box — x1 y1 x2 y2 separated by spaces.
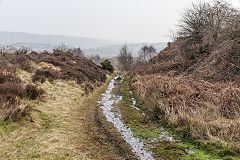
99 76 155 160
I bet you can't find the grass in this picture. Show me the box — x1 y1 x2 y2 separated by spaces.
130 73 240 157
39 112 53 129
117 76 240 160
0 121 18 136
0 71 122 159
38 62 61 71
0 52 113 159
133 128 163 140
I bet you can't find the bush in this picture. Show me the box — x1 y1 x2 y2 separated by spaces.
26 84 45 100
178 1 235 41
53 49 73 57
64 52 74 57
0 72 46 121
32 68 59 83
100 60 114 73
0 82 25 105
0 73 26 121
0 73 25 105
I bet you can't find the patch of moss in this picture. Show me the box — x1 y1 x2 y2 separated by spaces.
117 79 145 125
167 125 240 159
152 141 187 160
192 140 240 158
22 65 33 73
0 121 18 136
39 112 53 129
116 77 122 82
132 127 163 140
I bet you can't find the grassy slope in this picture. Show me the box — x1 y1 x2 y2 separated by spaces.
117 77 240 160
0 62 132 159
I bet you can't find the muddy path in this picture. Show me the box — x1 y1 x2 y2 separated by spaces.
86 76 139 160
88 103 138 160
105 75 230 160
89 76 155 160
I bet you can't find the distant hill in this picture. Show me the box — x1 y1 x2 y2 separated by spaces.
0 31 167 58
0 31 119 49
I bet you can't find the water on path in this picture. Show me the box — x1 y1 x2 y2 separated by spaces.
99 76 155 160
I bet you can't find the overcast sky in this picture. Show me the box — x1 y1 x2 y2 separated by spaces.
0 0 239 42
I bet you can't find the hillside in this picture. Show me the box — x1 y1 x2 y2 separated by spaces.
130 39 240 159
0 51 138 159
128 1 240 159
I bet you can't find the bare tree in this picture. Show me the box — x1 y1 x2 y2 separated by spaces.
89 54 101 65
176 0 240 72
137 45 157 64
55 43 85 57
118 44 133 71
56 43 69 51
178 1 208 41
178 0 236 41
70 48 84 57
15 46 28 55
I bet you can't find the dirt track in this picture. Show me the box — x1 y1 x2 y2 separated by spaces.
87 103 138 160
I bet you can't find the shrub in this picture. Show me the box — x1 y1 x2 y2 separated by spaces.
32 75 46 83
0 82 26 104
100 60 114 73
28 52 106 84
5 105 33 122
0 73 25 106
178 1 235 41
15 48 28 55
53 49 74 57
32 68 59 83
0 73 22 84
0 71 46 121
64 52 74 57
26 84 45 100
0 73 26 121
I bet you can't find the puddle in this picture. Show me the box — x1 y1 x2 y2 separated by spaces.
99 76 155 160
129 91 140 110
